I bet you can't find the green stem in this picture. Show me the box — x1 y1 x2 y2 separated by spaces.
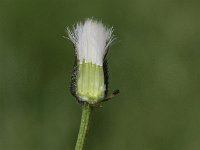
75 103 92 150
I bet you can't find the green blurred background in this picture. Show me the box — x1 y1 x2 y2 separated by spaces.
0 0 200 149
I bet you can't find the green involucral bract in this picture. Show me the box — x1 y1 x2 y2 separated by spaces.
77 60 105 104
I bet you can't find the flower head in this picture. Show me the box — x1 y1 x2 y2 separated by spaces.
67 18 115 104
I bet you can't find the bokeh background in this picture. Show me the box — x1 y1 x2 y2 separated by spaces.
0 0 200 149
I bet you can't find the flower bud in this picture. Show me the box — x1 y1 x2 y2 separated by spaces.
67 19 114 104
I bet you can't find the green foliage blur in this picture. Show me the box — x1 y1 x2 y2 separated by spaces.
0 0 200 149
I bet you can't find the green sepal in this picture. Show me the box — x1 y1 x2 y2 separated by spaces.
76 60 105 104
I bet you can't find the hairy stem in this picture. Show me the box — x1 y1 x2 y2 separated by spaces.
75 103 92 150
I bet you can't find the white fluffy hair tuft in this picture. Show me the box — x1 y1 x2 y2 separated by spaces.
67 18 115 66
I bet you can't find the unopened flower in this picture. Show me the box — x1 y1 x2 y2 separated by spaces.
67 19 115 104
